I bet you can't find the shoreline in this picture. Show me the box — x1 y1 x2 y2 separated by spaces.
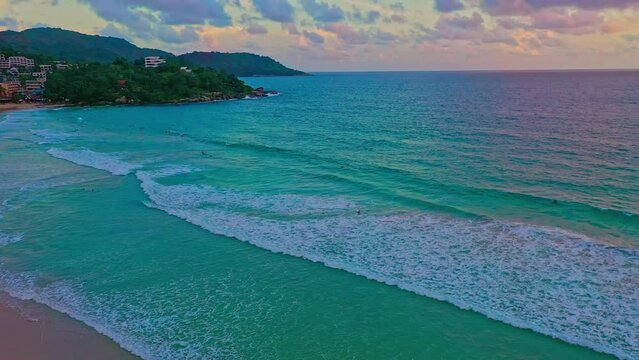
0 89 277 115
0 103 64 114
0 291 139 359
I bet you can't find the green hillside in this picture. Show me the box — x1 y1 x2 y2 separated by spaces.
0 28 172 63
0 28 305 76
179 51 305 77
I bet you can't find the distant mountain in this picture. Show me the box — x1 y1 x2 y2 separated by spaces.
0 28 172 63
0 28 305 76
179 52 305 77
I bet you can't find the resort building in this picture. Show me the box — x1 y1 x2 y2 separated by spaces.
40 64 53 72
0 58 10 69
25 80 45 93
56 63 70 71
144 56 166 68
0 81 22 97
8 56 35 68
32 71 47 79
180 66 192 73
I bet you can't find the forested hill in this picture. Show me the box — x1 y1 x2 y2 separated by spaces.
0 28 171 63
178 52 305 77
0 28 305 76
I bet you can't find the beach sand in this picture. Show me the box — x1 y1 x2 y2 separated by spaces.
0 292 138 360
0 103 62 113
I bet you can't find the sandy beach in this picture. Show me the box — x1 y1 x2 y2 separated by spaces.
0 292 138 360
0 103 63 114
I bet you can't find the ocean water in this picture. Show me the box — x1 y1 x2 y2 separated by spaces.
0 71 637 359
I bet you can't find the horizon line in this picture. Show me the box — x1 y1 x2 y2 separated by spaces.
300 67 639 74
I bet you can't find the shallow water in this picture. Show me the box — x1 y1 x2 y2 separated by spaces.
0 71 637 359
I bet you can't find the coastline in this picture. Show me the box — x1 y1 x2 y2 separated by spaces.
0 88 276 115
0 103 64 114
0 291 139 360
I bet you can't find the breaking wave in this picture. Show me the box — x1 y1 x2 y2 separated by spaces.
47 148 141 176
137 167 639 359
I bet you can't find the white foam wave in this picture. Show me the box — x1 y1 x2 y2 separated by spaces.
139 169 639 359
0 269 156 360
138 169 355 216
47 148 140 176
0 267 229 360
30 129 76 144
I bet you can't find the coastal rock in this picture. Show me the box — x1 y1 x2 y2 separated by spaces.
248 87 279 98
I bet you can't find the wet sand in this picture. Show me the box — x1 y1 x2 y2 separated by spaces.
0 103 62 113
0 292 139 360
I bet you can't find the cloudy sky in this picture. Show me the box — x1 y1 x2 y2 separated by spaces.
1 0 638 71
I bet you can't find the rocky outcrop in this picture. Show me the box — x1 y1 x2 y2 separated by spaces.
247 87 279 98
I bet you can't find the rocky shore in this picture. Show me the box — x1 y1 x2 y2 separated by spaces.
111 87 279 105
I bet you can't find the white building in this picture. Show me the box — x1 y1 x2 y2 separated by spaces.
0 59 9 69
56 63 70 71
40 64 53 72
8 56 35 68
32 71 47 79
144 56 166 68
25 80 45 92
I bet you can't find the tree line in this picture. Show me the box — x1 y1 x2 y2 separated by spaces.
44 58 253 105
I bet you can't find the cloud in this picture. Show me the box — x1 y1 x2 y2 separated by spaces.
526 0 639 11
384 14 407 23
530 8 603 34
100 23 130 39
0 17 18 30
414 11 522 47
81 0 231 27
435 0 465 13
300 0 344 22
243 40 263 50
389 2 405 12
430 12 485 41
303 30 325 43
351 9 381 24
282 22 301 35
321 23 401 46
252 0 295 22
245 22 269 34
481 0 639 15
321 23 369 45
156 25 200 43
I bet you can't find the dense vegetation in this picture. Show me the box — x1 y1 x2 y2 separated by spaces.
0 28 305 76
44 58 253 105
0 28 171 63
179 52 306 77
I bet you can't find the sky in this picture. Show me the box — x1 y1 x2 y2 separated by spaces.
1 0 639 71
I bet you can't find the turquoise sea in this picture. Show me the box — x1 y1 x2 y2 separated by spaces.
0 71 637 359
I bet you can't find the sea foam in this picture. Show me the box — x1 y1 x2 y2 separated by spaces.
47 148 140 176
0 232 22 248
30 129 76 144
137 167 639 359
137 169 355 216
